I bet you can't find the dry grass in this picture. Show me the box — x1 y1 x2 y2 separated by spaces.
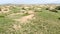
0 5 60 34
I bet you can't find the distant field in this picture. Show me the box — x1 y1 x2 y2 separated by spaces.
0 5 60 34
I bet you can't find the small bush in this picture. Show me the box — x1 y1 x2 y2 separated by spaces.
55 6 60 10
34 10 42 12
58 17 60 20
0 16 5 18
0 8 2 11
22 7 26 10
49 9 58 13
46 8 49 10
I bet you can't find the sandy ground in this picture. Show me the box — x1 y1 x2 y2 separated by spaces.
12 24 21 30
14 11 35 23
15 14 34 23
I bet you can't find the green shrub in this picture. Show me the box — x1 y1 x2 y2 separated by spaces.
0 16 5 18
49 9 58 13
55 6 60 10
46 7 49 10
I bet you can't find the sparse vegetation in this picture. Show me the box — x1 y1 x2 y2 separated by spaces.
0 4 60 34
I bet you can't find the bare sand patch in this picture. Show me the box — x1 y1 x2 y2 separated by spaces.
12 24 21 30
14 14 35 23
27 10 35 14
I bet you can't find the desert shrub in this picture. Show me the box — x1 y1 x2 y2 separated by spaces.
58 17 60 20
49 9 58 13
22 7 26 10
55 6 60 10
34 9 42 12
0 16 5 18
0 8 2 11
46 7 49 10
34 10 42 12
45 7 58 13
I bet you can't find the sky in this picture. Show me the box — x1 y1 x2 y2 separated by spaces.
0 0 60 4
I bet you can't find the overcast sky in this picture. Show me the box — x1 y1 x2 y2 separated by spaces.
0 0 60 4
